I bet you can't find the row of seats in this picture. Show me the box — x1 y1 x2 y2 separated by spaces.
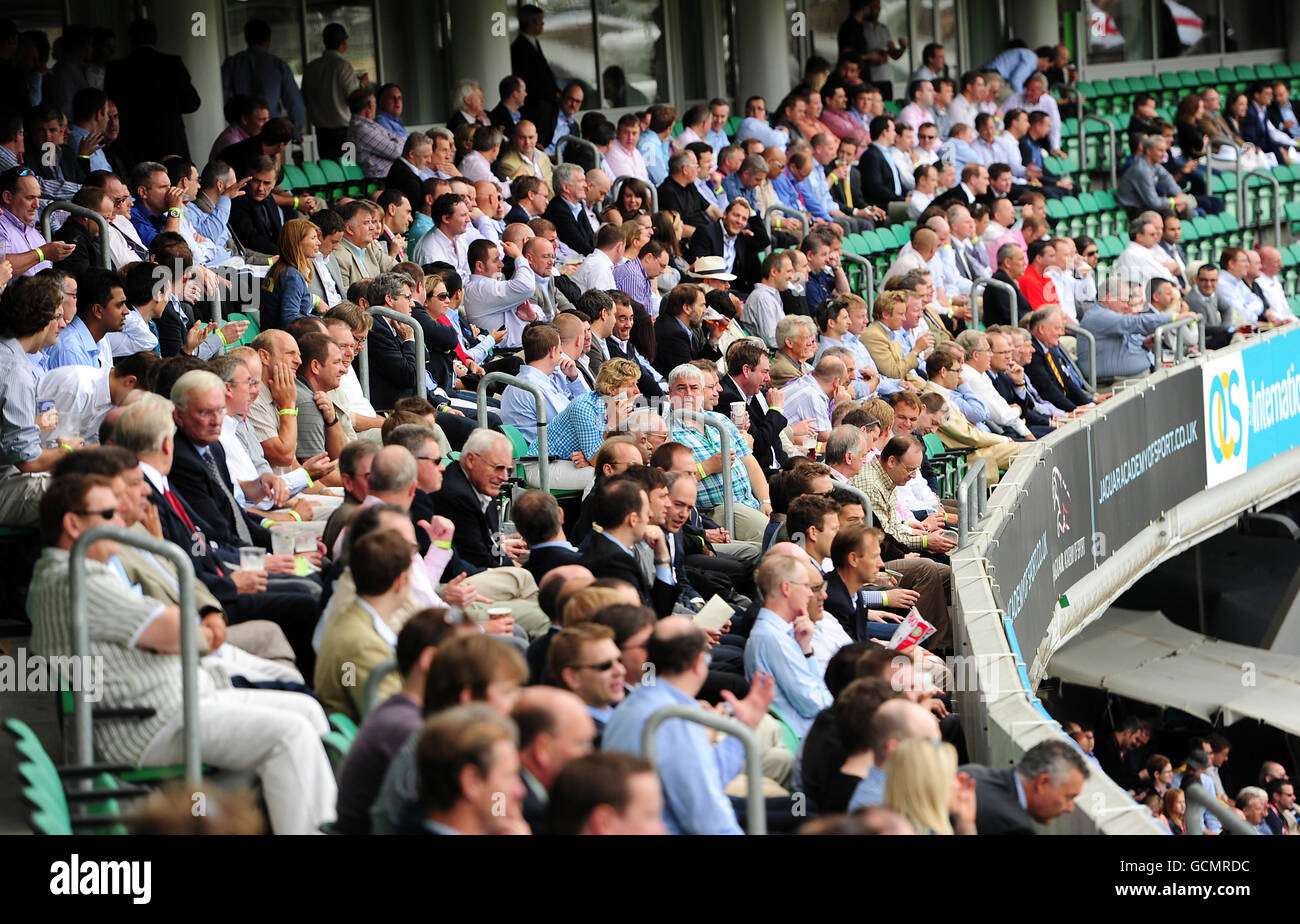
1076 62 1300 113
281 158 380 199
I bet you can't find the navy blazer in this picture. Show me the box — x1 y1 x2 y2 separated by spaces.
651 313 697 378
431 461 501 571
983 268 1033 328
366 314 421 411
585 531 677 619
145 479 240 605
1026 336 1092 413
383 157 424 210
960 764 1036 834
993 372 1051 429
543 196 594 256
168 431 271 551
718 375 786 473
858 143 905 209
689 216 770 295
525 543 582 584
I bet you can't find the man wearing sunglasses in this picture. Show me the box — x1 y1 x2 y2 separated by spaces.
550 622 626 745
0 167 77 276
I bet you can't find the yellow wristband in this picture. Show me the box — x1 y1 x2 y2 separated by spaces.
881 592 888 607
260 518 275 529
279 408 298 416
59 441 75 453
304 472 313 488
432 539 453 549
696 461 706 478
288 510 302 522
293 196 299 210
216 328 228 346
35 247 44 262
922 535 929 550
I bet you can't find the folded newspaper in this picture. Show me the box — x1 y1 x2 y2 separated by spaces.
887 607 935 652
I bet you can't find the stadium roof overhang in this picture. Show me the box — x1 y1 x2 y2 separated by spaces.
1047 608 1300 736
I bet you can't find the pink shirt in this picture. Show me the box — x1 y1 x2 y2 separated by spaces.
602 142 649 183
0 208 51 275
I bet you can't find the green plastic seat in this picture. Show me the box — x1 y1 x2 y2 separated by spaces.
328 712 358 742
301 161 328 191
223 312 260 347
281 163 308 191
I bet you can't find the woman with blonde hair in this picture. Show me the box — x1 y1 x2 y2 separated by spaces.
620 214 652 259
262 217 321 330
883 738 978 835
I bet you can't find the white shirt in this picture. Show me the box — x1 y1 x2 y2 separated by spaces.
1044 266 1095 322
461 259 538 333
781 374 833 433
311 253 344 308
1216 272 1266 324
809 614 852 679
883 243 930 283
741 283 785 349
35 364 112 443
961 363 1029 437
1114 241 1175 293
106 215 147 270
948 94 981 131
340 366 378 418
572 249 617 293
105 307 159 357
1257 272 1295 321
412 227 473 278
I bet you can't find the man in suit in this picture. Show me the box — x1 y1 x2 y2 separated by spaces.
604 292 663 399
652 283 721 378
585 478 678 619
511 5 561 147
1184 263 1234 349
490 75 528 135
1157 214 1190 292
524 236 573 322
921 349 1020 482
1024 305 1097 413
434 430 527 572
104 18 201 162
504 175 551 226
365 273 423 411
961 739 1090 835
984 243 1033 328
515 489 581 584
228 156 286 257
383 132 432 209
544 163 595 256
858 115 907 211
719 339 788 476
494 120 554 193
114 392 322 671
689 198 770 296
334 199 400 292
860 290 928 387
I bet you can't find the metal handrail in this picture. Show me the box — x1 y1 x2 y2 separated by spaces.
476 371 550 491
840 252 875 297
1055 83 1087 185
358 306 426 408
1080 114 1118 188
664 405 734 534
558 135 601 168
1184 779 1258 835
361 656 399 718
763 204 810 243
39 201 111 270
956 456 987 550
1239 167 1281 244
611 174 659 215
968 276 1019 330
641 704 765 835
69 527 202 783
1064 322 1098 394
1154 315 1204 367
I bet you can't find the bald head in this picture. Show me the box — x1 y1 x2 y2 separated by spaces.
813 355 847 384
539 565 594 594
869 698 941 762
367 444 418 499
502 222 535 248
911 227 939 259
512 685 596 787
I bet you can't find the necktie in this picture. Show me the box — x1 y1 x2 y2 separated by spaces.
200 447 253 545
1044 348 1064 387
148 320 161 354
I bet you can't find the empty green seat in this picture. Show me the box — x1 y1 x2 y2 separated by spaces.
281 164 308 191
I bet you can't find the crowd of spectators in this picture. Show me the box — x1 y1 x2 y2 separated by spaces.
0 3 1294 835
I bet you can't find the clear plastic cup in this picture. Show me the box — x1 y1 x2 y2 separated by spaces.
293 526 317 554
239 546 265 571
270 524 295 557
730 401 746 426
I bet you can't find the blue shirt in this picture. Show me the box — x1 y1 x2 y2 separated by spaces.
771 169 810 216
721 171 756 209
527 389 610 461
744 607 833 739
805 269 836 310
67 124 110 173
736 117 787 151
46 317 107 373
187 194 233 250
637 132 671 185
499 364 587 445
800 163 836 221
547 111 577 157
847 766 886 810
375 111 408 138
602 679 744 834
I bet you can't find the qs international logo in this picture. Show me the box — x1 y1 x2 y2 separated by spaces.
1207 368 1245 464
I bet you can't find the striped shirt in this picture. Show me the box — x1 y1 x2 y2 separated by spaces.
28 548 224 765
669 412 757 511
